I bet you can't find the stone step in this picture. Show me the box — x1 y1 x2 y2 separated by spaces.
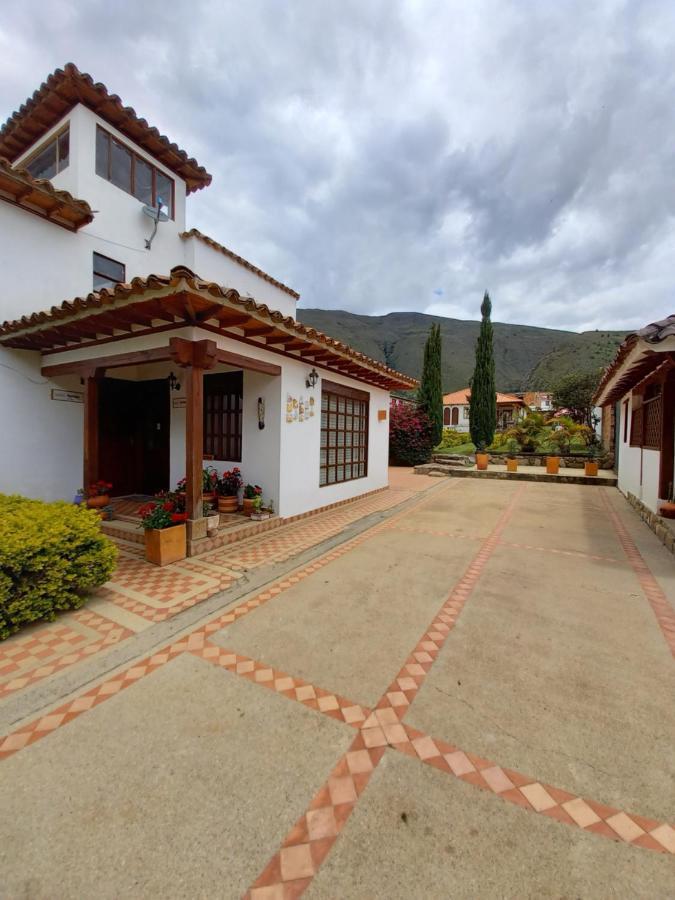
101 520 144 544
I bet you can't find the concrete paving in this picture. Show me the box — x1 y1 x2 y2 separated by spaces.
0 472 673 898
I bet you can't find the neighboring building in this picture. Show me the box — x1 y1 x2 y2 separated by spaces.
442 389 526 433
595 315 675 513
522 391 553 412
0 64 416 544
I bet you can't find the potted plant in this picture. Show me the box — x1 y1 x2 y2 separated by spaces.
584 446 599 477
82 480 113 509
138 499 186 566
217 468 243 513
204 501 220 536
475 444 489 471
545 434 562 475
251 496 272 521
505 438 519 473
242 483 262 516
202 466 219 502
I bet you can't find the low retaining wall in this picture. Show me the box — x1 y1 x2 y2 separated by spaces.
433 453 614 469
625 492 675 556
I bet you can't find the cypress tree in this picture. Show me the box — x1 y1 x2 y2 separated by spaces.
417 322 443 447
469 292 496 449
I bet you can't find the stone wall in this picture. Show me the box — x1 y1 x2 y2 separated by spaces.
625 492 675 556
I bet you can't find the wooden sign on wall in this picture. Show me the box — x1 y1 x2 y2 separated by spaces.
51 389 83 403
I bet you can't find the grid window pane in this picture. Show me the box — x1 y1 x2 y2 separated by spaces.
203 372 243 461
319 384 368 487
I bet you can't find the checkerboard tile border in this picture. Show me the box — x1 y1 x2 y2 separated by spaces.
0 610 134 699
190 640 370 727
601 490 675 658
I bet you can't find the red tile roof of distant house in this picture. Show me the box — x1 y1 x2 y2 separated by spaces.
443 388 525 406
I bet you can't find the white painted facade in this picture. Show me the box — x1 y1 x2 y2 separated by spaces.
0 92 394 517
615 394 662 512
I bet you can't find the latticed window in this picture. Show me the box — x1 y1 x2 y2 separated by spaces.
203 372 242 461
643 389 662 450
320 381 369 486
629 385 662 450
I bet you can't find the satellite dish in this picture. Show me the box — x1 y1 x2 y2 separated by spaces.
143 199 169 249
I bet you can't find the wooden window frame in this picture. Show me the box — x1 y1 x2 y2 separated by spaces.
629 386 663 451
203 372 243 462
320 379 369 487
24 125 70 179
95 125 175 219
622 399 629 443
92 252 125 291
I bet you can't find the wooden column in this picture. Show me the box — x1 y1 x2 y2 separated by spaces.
184 363 204 521
82 373 100 490
170 337 217 522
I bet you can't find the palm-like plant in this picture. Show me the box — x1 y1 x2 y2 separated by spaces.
544 416 592 454
504 411 548 452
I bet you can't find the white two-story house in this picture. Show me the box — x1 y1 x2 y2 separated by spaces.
0 64 415 553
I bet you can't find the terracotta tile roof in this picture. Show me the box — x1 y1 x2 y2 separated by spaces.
0 156 93 230
442 388 525 406
180 228 299 299
594 314 675 405
0 266 417 391
0 64 211 194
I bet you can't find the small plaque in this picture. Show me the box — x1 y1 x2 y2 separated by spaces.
378 409 387 421
172 397 187 408
51 389 83 403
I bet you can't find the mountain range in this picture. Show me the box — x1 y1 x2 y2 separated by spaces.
297 309 626 392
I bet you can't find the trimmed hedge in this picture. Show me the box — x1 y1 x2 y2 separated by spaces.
0 495 118 640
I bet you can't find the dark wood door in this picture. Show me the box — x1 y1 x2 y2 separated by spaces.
98 378 169 496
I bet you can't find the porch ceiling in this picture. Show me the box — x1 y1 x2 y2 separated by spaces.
0 266 417 391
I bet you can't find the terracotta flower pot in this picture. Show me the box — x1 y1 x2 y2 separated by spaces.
87 495 110 509
659 502 675 519
475 452 489 471
506 458 518 473
144 523 186 566
584 461 598 477
546 457 560 475
218 495 238 514
202 491 216 503
242 498 256 516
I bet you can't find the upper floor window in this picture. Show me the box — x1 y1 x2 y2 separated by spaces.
93 252 125 291
24 126 70 180
95 126 174 218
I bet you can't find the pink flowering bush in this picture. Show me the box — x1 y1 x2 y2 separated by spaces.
389 403 433 466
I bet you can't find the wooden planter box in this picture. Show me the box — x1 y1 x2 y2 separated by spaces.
144 523 186 566
584 461 598 477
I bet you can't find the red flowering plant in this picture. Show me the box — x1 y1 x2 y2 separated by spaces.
154 490 186 520
137 498 183 530
243 484 263 500
203 466 219 493
389 403 433 466
217 467 243 497
86 480 113 498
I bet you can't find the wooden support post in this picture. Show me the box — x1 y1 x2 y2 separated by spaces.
83 374 99 490
185 363 204 521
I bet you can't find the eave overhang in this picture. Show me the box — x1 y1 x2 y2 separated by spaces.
0 266 417 392
0 156 93 230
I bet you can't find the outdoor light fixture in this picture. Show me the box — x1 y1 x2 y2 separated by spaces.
305 368 319 389
168 371 181 392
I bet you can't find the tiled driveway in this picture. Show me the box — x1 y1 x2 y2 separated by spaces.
1 476 674 898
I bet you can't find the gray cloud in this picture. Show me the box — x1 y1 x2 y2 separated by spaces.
1 0 674 331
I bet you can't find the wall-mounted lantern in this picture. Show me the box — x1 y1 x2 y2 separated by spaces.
305 368 319 389
257 397 265 430
168 371 181 392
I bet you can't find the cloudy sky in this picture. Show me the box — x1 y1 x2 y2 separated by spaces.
2 0 674 332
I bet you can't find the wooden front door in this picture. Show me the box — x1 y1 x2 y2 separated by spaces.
98 377 169 496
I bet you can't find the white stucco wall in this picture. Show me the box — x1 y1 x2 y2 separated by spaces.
0 347 83 500
616 392 661 512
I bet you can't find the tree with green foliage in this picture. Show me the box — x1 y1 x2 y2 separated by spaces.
469 292 496 449
551 370 602 429
417 322 443 446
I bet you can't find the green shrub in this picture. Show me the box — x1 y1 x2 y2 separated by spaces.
436 428 471 449
0 495 117 640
